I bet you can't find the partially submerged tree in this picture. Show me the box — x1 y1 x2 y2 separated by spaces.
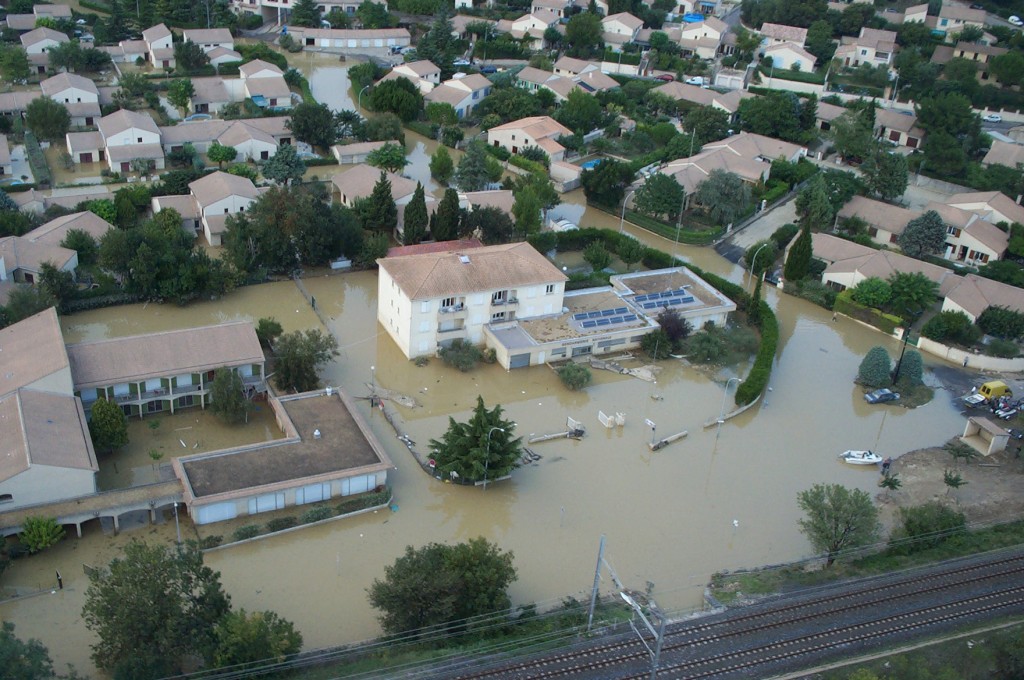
402 182 428 245
557 362 592 391
209 369 254 425
797 483 879 567
273 329 340 393
211 609 303 671
858 346 892 388
88 398 128 454
428 396 521 484
783 224 812 282
694 169 750 227
261 144 306 186
366 142 408 174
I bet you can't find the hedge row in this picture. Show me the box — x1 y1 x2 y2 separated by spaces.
508 154 547 175
226 487 392 544
526 228 780 406
833 289 901 335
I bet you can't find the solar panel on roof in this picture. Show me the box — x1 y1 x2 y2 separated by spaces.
572 312 587 321
588 311 601 318
601 308 616 317
661 291 672 298
680 296 694 303
624 314 637 322
616 307 627 314
582 320 597 328
642 302 658 309
597 318 610 326
609 316 622 324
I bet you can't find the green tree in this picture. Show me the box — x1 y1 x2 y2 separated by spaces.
368 537 516 636
695 169 751 227
207 141 237 169
921 309 978 345
428 396 521 484
795 175 833 229
990 50 1024 86
88 398 128 454
744 240 777 275
565 11 603 57
366 142 408 174
38 262 76 313
858 345 892 387
557 363 592 390
898 348 924 387
432 188 462 241
0 45 30 82
415 10 458 75
618 237 645 271
273 329 339 393
685 106 730 146
738 91 807 143
61 229 98 266
174 40 209 72
892 501 965 554
356 0 394 28
943 468 967 500
25 97 70 143
641 328 673 359
209 369 253 425
976 305 1024 341
357 231 389 267
888 271 938 318
403 182 428 245
82 540 231 676
368 78 423 122
362 171 398 234
211 609 302 670
861 149 908 201
921 130 967 177
256 317 284 347
634 173 684 221
454 140 492 192
466 206 515 244
829 110 875 162
797 483 878 567
850 277 891 308
748 277 763 327
425 102 458 126
19 516 65 554
581 159 634 209
898 210 946 258
512 187 542 235
0 622 54 680
430 146 454 184
289 0 321 27
945 440 978 468
2 287 52 324
287 102 339 150
261 144 305 186
583 241 611 271
878 473 902 498
783 224 812 282
804 19 836 64
167 78 195 115
554 89 604 135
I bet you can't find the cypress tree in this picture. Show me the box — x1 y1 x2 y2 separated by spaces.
403 182 428 245
432 188 461 241
784 223 812 282
365 171 397 234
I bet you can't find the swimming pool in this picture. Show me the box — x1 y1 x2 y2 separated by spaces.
579 158 604 170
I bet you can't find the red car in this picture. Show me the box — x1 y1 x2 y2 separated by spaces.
655 74 674 82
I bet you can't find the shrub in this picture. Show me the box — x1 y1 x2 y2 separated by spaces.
266 517 298 533
921 310 980 346
858 346 892 388
439 338 483 372
977 305 1024 341
770 223 799 249
681 329 726 363
985 338 1019 358
896 349 924 387
889 501 966 555
19 516 65 554
557 362 592 390
232 525 260 541
300 505 334 524
850 277 891 308
791 279 837 309
641 329 674 359
198 535 223 549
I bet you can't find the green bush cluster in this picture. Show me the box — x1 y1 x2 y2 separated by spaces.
858 346 893 388
232 525 260 542
439 338 483 372
266 517 298 532
198 535 223 549
300 505 333 524
833 290 900 334
508 155 547 175
889 502 966 555
921 310 980 346
557 362 592 390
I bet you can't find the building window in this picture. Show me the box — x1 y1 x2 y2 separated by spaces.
442 296 456 308
0 494 12 504
491 311 506 321
545 284 554 294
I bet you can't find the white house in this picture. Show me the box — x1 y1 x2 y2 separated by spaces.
20 27 69 55
40 73 101 126
424 73 492 118
216 121 279 161
0 309 98 513
142 23 175 68
188 171 260 245
331 164 434 237
24 211 115 246
759 23 808 48
284 27 411 54
182 28 235 53
836 27 898 67
602 12 643 50
942 274 1024 323
381 60 442 93
239 59 285 80
496 14 560 49
763 42 816 72
487 116 573 162
376 241 568 360
96 109 164 173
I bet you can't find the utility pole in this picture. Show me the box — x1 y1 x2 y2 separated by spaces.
586 534 605 633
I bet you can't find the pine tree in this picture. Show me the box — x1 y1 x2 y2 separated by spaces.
432 188 462 241
403 182 428 245
784 224 812 282
364 171 397 234
289 0 322 27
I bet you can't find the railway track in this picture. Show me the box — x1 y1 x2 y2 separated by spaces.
445 550 1024 680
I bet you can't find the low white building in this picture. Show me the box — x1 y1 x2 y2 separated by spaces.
186 171 260 246
763 42 816 72
95 109 164 173
487 116 572 161
424 73 493 119
183 28 235 53
20 27 68 55
284 27 411 54
142 23 175 69
41 73 101 127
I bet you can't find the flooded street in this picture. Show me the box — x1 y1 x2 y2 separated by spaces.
1 252 970 674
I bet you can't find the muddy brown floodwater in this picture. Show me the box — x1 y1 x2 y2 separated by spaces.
1 252 973 675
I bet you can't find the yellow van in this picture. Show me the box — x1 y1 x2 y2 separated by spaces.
965 380 1013 407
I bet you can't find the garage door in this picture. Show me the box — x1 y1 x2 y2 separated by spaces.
195 502 237 525
342 474 373 496
81 152 92 163
509 353 531 369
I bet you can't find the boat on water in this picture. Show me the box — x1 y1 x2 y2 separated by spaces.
840 450 883 465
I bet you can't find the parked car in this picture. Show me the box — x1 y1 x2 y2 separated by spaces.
969 3 984 9
453 58 471 66
1010 15 1023 25
983 113 1002 123
480 65 497 74
684 76 704 86
865 388 900 404
655 74 674 82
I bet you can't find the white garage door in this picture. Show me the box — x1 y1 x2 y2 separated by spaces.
342 474 373 496
295 483 332 505
248 493 285 515
195 502 237 525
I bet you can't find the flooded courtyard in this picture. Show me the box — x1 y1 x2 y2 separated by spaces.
0 250 973 674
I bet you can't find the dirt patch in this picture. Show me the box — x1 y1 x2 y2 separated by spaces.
877 443 1024 533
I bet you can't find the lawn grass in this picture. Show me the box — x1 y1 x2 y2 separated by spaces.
623 210 724 245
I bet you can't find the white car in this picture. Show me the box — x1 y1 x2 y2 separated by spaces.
1009 15 1023 25
983 113 1002 123
684 76 704 86
453 58 471 67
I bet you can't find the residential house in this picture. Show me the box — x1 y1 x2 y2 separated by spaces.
678 17 728 59
516 66 617 101
926 201 1007 266
875 108 925 149
40 73 101 127
942 273 1024 323
487 116 573 161
759 23 808 48
24 211 114 246
239 59 285 80
376 241 568 360
242 72 293 110
531 0 572 18
900 3 929 24
158 116 291 155
5 4 72 31
187 171 260 246
807 232 958 293
142 23 175 69
602 12 643 50
0 91 42 119
284 27 411 53
20 27 68 55
0 136 10 177
553 56 600 77
495 14 561 50
331 164 432 237
0 309 98 512
381 60 442 93
836 27 898 67
763 42 816 72
98 38 148 64
67 321 265 419
815 101 848 131
837 195 920 246
931 41 1007 83
0 235 78 286
95 109 164 173
215 121 279 161
331 140 390 164
982 140 1024 169
458 190 515 218
945 191 1024 226
653 80 754 118
11 186 113 214
450 14 496 41
189 77 232 115
208 46 243 67
929 3 986 37
424 73 492 118
183 28 235 53
151 194 202 234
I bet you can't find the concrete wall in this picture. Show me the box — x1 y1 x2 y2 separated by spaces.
917 336 1024 372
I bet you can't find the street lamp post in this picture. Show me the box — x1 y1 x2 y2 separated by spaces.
173 502 181 545
619 188 637 235
483 426 505 490
891 309 921 386
717 378 742 437
358 84 370 111
749 242 769 291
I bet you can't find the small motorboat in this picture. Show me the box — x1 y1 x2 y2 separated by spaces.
840 450 883 465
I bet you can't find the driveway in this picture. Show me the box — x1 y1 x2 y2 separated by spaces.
716 198 797 264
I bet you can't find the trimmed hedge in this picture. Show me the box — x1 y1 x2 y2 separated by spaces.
833 290 901 335
508 154 547 175
405 120 436 140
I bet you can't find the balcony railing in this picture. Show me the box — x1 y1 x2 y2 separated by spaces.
440 303 466 314
437 326 466 335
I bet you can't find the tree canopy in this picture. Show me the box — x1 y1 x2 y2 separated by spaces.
209 369 254 424
898 210 946 259
88 398 128 454
428 395 521 484
694 169 751 227
25 97 70 143
261 144 306 186
403 182 429 245
368 79 423 122
580 159 634 210
273 329 339 392
565 12 603 57
366 142 408 174
287 102 341 150
797 483 879 567
634 173 684 221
